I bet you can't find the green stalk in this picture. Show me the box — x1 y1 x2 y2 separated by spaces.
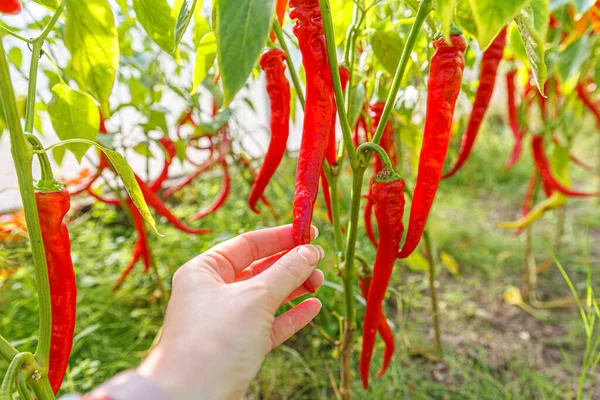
0 38 53 369
357 142 394 170
330 173 345 266
272 20 305 109
0 336 18 363
1 352 35 399
318 0 356 162
423 230 442 354
29 379 55 400
371 0 432 145
342 1 363 124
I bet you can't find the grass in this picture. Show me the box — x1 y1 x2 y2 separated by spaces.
1 118 599 399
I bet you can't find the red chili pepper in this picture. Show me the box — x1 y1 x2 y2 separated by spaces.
249 49 290 214
505 70 524 170
149 137 177 192
0 0 21 14
135 175 213 233
35 189 76 394
398 34 466 259
189 159 231 221
576 83 600 129
513 168 539 236
360 170 405 389
442 28 506 179
532 135 600 197
270 0 289 42
363 193 377 247
164 159 216 198
358 275 395 378
290 0 335 246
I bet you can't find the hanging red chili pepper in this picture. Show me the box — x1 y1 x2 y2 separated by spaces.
270 0 289 42
442 28 506 179
505 70 524 170
576 83 600 129
189 159 231 221
363 193 378 249
513 168 539 236
532 135 600 197
358 275 395 378
249 48 290 214
290 0 335 246
398 34 466 259
36 189 76 394
164 159 217 198
360 169 405 389
149 137 178 192
0 0 21 14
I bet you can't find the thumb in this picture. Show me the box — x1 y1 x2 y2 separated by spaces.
255 245 324 309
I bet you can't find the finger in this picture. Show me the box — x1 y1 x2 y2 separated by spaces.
257 245 324 307
204 225 318 279
283 270 325 304
234 250 288 282
268 298 322 352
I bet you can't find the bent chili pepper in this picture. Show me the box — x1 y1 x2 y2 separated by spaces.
358 275 395 378
150 136 177 192
36 189 76 394
0 0 21 14
114 202 151 289
576 83 600 129
532 135 600 197
361 169 405 389
442 28 506 179
163 159 216 198
398 34 466 259
500 191 566 230
290 0 335 246
505 70 524 170
249 49 290 214
363 194 377 247
189 159 231 221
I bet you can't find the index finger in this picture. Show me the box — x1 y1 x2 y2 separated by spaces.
207 225 318 277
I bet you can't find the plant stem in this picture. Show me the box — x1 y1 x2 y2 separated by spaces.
330 173 345 264
0 25 31 43
1 352 35 399
0 335 18 363
339 168 366 399
423 230 442 354
356 142 394 169
371 0 432 145
272 20 305 109
29 378 55 400
0 38 53 369
318 0 356 162
523 226 537 302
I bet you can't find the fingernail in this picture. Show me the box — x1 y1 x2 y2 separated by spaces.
298 245 321 265
311 225 319 240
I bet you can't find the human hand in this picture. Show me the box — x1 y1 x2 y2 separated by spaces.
137 225 324 400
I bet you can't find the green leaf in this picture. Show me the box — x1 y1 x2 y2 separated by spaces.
134 142 153 157
507 22 527 60
33 0 59 10
175 0 199 48
47 83 100 162
133 0 178 55
193 12 211 47
515 7 547 95
435 0 457 42
192 32 217 94
8 47 22 69
529 0 549 39
215 0 276 105
348 82 366 129
65 0 119 117
556 36 590 89
468 0 529 49
455 0 478 38
371 30 404 76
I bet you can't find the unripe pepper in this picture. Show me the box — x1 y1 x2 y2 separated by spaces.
290 0 335 246
0 0 21 14
249 49 290 214
398 34 466 259
36 189 76 394
360 169 405 389
442 28 506 179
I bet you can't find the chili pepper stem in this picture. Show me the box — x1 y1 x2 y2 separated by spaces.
29 377 56 400
0 37 54 371
330 173 345 271
522 226 538 303
423 231 442 354
0 335 18 363
371 0 431 145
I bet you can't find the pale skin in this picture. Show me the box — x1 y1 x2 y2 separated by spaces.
137 225 325 399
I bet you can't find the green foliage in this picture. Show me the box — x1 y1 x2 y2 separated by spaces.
467 0 529 49
515 7 548 95
215 0 275 105
435 0 457 42
132 0 179 58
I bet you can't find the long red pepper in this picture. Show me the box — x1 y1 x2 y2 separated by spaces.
358 275 395 378
363 194 377 247
290 0 335 246
249 49 290 214
149 137 177 192
398 34 466 259
135 175 212 234
36 189 76 394
0 0 21 14
361 170 405 389
442 28 506 179
189 159 231 221
114 202 151 288
513 168 539 236
576 83 600 129
163 159 216 198
531 135 600 197
270 0 289 42
505 70 524 170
